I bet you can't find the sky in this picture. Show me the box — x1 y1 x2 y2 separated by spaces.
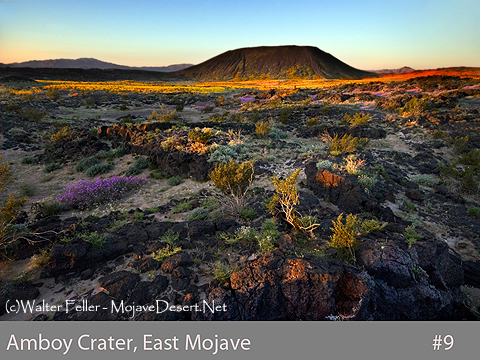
0 0 479 70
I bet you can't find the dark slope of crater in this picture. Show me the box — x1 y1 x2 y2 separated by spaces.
175 45 375 80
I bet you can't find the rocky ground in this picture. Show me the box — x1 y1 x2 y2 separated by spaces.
1 75 480 321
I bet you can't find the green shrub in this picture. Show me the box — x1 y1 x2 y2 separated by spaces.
239 207 255 220
6 103 22 112
44 163 61 173
75 157 99 172
21 156 37 165
186 207 209 221
80 231 106 250
316 160 334 169
95 150 115 159
167 176 183 186
172 200 193 214
279 108 292 124
410 174 438 186
269 128 288 140
207 145 237 163
404 226 423 247
134 157 150 169
160 229 179 245
114 147 126 157
85 97 96 107
85 163 114 177
19 183 36 197
35 200 68 217
20 109 46 122
467 206 480 217
459 149 480 166
175 104 184 112
125 166 142 176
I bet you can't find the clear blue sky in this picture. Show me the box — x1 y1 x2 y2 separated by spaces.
1 0 479 70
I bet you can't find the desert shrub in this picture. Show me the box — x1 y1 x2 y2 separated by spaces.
57 176 146 209
399 97 430 117
452 136 469 154
20 109 46 122
279 108 292 124
152 245 181 262
188 128 213 144
31 248 50 268
172 200 193 214
45 87 60 100
316 160 334 169
34 199 68 217
149 107 179 122
119 117 134 124
343 154 366 175
210 160 254 200
124 166 141 176
327 213 360 264
199 105 214 113
21 156 37 165
50 126 74 142
134 212 144 221
75 157 99 172
267 168 319 234
239 207 255 220
186 207 209 221
8 128 26 137
134 157 150 169
207 145 237 163
95 150 115 160
79 231 106 250
175 104 184 112
114 147 126 157
306 117 319 126
467 206 480 217
85 163 114 177
119 104 128 111
269 128 288 140
341 112 371 126
404 226 423 247
167 176 183 186
360 219 387 235
213 261 235 283
459 149 480 166
358 174 378 189
439 164 478 193
409 174 438 186
44 163 61 173
160 229 180 245
85 97 96 107
322 132 357 155
6 103 22 112
255 121 271 137
19 183 36 197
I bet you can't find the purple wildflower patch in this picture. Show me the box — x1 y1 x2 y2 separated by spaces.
58 176 147 209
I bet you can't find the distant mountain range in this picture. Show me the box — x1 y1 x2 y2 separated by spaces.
369 66 415 74
0 58 193 72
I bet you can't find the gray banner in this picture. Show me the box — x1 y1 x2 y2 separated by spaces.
0 321 478 360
